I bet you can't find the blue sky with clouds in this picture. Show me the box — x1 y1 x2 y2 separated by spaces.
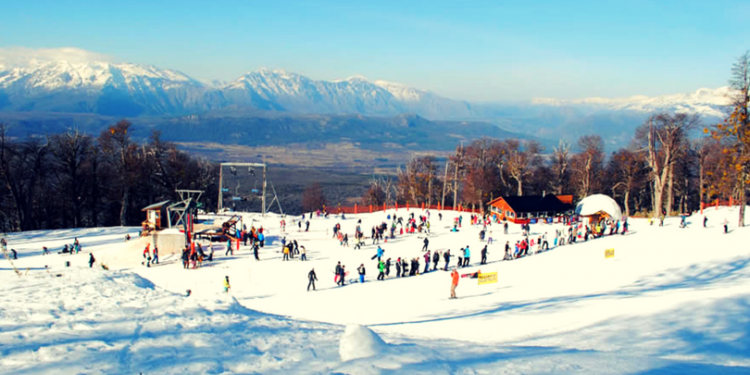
1 0 747 101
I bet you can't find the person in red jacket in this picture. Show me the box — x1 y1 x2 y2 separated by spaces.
450 269 459 299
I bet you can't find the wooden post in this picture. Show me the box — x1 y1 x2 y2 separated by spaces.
396 202 398 210
422 202 425 210
355 203 357 214
407 203 409 211
383 202 386 212
370 204 373 213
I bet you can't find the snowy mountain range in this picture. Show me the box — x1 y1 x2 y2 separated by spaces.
0 58 731 120
0 54 734 151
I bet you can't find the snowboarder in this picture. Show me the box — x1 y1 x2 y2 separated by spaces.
357 264 366 283
450 269 459 299
372 246 384 261
89 253 95 268
223 276 231 292
308 268 317 291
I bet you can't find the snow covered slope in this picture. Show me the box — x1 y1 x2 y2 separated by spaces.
2 206 750 374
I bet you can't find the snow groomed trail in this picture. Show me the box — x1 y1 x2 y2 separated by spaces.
1 207 749 374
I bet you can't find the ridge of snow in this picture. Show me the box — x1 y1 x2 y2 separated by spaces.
532 87 732 117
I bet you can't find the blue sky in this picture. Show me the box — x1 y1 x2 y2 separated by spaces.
1 0 747 101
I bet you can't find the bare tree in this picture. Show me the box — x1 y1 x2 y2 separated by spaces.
551 140 571 195
504 139 543 196
638 113 700 218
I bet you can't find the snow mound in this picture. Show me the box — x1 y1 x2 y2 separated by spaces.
576 194 623 220
339 324 387 361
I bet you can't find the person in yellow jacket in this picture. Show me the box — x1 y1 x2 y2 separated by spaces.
223 276 231 293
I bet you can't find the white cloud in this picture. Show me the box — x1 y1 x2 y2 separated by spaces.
0 47 114 68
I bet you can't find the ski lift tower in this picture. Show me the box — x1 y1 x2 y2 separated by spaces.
218 162 267 216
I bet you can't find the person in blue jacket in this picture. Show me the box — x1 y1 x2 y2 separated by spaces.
463 245 471 267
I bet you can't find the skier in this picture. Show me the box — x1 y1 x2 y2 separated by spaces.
223 276 231 293
402 258 409 277
504 241 511 260
396 257 402 277
480 245 488 265
338 265 346 286
334 261 342 284
283 245 290 261
443 249 451 271
723 218 729 234
143 245 151 268
225 239 234 256
372 246 384 261
432 250 440 271
308 268 317 291
89 253 96 268
300 246 307 261
151 247 159 265
385 258 391 276
182 246 190 269
422 237 429 252
253 242 260 260
450 269 459 299
357 264 366 283
305 221 310 232
423 251 431 273
377 260 385 280
464 246 471 267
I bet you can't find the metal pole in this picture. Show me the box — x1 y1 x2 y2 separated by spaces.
262 164 267 217
441 160 449 211
218 164 223 213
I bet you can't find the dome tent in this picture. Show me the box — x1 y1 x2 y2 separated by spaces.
575 194 623 221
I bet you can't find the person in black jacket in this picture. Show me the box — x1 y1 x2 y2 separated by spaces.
338 265 346 286
182 247 190 269
432 251 440 271
89 253 96 268
357 264 366 283
402 258 409 277
396 257 402 278
385 258 391 276
481 245 488 265
308 268 318 291
422 237 429 252
443 249 451 271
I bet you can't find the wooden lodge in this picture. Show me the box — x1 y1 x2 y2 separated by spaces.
141 200 170 234
487 195 574 224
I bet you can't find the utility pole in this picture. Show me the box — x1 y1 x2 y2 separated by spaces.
441 160 450 210
218 166 223 213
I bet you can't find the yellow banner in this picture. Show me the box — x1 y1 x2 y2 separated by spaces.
478 272 498 285
605 248 615 259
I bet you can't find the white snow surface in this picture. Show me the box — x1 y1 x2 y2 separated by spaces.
339 324 387 362
575 194 624 220
2 207 750 374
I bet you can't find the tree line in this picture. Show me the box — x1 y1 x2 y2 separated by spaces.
0 120 219 232
364 53 750 227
